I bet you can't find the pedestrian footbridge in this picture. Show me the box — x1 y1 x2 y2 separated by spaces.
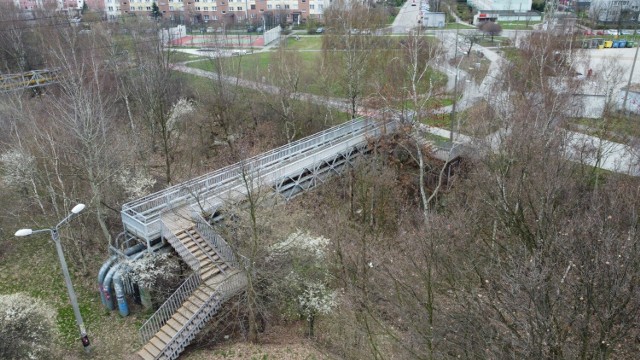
116 117 396 359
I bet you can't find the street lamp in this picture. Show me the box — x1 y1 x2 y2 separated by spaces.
15 203 90 352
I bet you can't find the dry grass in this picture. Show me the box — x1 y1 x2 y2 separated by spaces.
183 323 331 360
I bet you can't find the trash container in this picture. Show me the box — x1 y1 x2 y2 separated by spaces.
604 40 613 48
627 41 636 48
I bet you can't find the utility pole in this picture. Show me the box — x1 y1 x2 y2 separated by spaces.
450 25 460 143
622 22 640 115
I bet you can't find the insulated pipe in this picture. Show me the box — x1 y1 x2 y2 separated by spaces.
113 245 172 317
113 270 130 317
97 256 118 308
100 243 149 310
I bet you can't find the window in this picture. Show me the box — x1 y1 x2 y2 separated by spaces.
146 6 151 10
204 6 208 10
204 14 210 19
319 4 323 9
276 4 280 9
284 4 289 9
170 5 174 9
267 4 272 8
222 10 226 13
250 4 255 9
237 6 242 10
108 5 113 10
251 13 256 18
229 6 234 10
310 4 314 9
138 6 142 10
196 6 201 10
213 15 218 19
212 6 217 10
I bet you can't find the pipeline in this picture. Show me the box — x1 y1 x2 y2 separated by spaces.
102 243 171 316
97 243 147 309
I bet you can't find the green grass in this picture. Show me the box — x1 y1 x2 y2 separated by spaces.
284 36 323 50
566 115 640 142
169 51 205 63
444 22 476 29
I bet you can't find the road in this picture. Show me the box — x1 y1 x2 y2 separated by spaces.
391 0 421 34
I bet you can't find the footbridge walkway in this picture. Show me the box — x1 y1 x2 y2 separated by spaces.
122 117 396 359
0 69 58 92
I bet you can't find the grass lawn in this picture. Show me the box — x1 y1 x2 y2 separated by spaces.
566 115 640 143
187 49 447 100
0 223 141 359
170 51 206 63
444 22 476 30
283 36 324 50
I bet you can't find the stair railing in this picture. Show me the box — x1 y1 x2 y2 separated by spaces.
138 270 202 344
161 272 248 360
192 212 250 270
137 221 204 343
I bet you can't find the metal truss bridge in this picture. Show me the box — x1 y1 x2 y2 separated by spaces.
0 69 58 92
123 117 397 359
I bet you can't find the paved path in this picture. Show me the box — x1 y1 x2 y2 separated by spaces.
172 31 640 176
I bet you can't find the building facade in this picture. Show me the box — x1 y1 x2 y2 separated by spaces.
467 0 532 11
589 0 640 22
104 0 331 23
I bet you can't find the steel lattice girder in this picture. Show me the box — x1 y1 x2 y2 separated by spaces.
275 143 371 200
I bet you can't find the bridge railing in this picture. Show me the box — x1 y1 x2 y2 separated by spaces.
122 117 394 241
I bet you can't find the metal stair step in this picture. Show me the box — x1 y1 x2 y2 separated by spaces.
160 323 178 338
167 318 184 332
137 347 156 360
173 311 189 325
202 267 222 280
156 329 172 344
143 341 161 358
192 289 211 302
177 306 195 319
150 337 166 353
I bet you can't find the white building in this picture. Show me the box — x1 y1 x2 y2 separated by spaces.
589 0 640 22
467 0 532 11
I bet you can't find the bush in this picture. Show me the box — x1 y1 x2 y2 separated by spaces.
0 293 58 359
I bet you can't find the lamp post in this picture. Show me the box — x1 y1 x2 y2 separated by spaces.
15 204 90 353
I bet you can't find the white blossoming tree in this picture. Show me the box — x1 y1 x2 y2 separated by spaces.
122 252 181 308
270 230 336 337
0 293 58 359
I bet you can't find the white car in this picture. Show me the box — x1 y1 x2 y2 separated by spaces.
606 29 619 35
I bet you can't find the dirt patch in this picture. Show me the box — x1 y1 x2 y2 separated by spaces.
183 323 331 360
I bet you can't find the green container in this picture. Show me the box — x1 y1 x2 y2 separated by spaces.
627 41 636 48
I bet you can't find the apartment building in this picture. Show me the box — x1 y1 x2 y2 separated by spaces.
113 0 330 23
6 0 330 24
11 0 84 10
589 0 640 22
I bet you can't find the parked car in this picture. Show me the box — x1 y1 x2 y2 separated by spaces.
621 29 636 35
316 27 325 33
583 30 593 36
256 26 264 33
606 29 619 35
596 30 605 35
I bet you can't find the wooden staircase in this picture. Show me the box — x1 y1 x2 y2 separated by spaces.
136 216 246 360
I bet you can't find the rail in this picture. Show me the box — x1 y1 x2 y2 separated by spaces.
192 211 250 271
122 117 395 240
161 222 200 272
138 270 202 344
161 272 248 359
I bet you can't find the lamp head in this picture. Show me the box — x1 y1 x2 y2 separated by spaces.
71 204 86 214
15 229 33 237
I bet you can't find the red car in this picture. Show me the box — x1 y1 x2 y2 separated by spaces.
584 30 593 36
596 30 605 35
